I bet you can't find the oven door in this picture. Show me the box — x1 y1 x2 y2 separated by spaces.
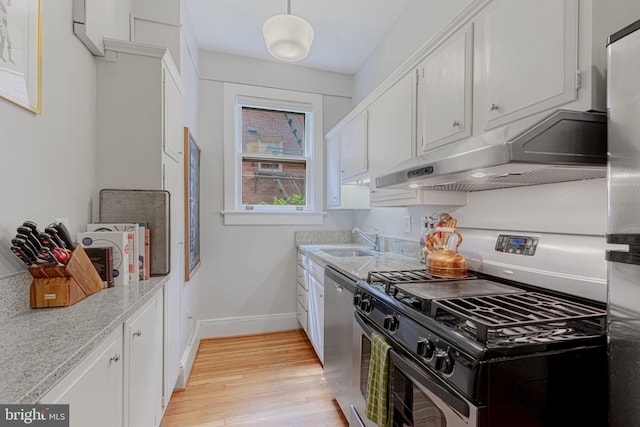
351 311 481 427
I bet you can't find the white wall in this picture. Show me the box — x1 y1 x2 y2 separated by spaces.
179 2 201 355
355 179 608 246
0 1 128 280
354 0 475 104
195 52 355 335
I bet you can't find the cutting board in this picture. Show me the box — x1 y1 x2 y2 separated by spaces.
99 189 170 275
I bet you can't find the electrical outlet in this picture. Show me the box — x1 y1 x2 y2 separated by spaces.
403 216 411 233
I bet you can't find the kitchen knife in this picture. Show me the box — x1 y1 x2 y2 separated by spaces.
38 232 60 249
22 221 41 236
44 227 66 248
49 222 75 249
17 226 43 252
15 233 40 256
11 237 39 264
10 246 33 266
39 247 62 266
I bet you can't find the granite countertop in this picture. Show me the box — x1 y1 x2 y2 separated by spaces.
0 276 169 404
298 243 426 281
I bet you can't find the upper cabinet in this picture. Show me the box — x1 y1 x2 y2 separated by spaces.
368 71 419 205
420 24 474 152
480 0 578 131
339 111 368 183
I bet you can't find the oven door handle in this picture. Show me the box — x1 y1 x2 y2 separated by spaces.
389 349 470 418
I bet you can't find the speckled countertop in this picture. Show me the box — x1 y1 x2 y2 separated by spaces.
297 244 426 281
0 276 168 404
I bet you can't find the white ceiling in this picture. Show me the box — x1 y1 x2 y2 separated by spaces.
184 0 412 74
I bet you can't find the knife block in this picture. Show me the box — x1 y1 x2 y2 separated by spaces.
29 245 104 308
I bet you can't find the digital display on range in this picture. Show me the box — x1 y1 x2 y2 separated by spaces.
495 234 539 256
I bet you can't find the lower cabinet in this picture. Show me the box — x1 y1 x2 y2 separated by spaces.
296 251 325 363
124 291 163 427
39 327 123 427
39 289 164 427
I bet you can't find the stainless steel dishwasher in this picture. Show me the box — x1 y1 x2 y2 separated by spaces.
323 266 357 420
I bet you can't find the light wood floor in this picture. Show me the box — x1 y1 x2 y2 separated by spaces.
160 329 349 427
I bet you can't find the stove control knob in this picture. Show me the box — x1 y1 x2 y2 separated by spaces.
434 349 454 374
383 315 399 333
360 297 373 314
417 338 434 359
353 293 362 306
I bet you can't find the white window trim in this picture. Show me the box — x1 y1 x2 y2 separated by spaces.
222 83 325 225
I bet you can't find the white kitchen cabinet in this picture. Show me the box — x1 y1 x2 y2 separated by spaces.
326 133 341 208
96 39 184 191
339 111 368 183
96 39 184 412
420 24 474 152
326 133 370 210
39 327 123 427
124 291 163 427
296 260 309 336
296 252 325 363
308 274 324 364
368 71 420 206
479 0 578 131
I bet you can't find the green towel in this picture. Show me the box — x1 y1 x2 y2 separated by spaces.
365 332 393 427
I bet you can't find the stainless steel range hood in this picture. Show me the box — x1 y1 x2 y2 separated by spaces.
376 110 607 192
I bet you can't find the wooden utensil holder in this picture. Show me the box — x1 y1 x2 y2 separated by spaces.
29 245 104 308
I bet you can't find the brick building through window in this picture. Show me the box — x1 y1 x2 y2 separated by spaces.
241 107 307 206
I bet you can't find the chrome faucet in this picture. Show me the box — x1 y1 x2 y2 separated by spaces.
352 225 380 251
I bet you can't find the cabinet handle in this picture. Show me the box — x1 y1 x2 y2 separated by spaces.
335 284 344 293
451 120 461 127
133 330 142 337
489 103 501 112
109 353 120 363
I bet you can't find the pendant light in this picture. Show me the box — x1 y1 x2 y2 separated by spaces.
263 0 314 62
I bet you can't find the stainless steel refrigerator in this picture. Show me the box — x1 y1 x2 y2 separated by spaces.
607 18 640 427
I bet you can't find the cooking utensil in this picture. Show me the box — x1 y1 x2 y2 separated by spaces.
17 226 43 252
38 232 60 249
50 222 75 249
11 238 39 263
44 227 66 248
10 246 33 266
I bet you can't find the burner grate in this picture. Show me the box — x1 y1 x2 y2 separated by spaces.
432 292 606 344
367 269 476 294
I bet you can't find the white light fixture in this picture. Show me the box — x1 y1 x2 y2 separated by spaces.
263 0 314 62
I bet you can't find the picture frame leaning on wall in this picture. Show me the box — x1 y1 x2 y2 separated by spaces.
184 127 201 281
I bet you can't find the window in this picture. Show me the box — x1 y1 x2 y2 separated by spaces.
222 83 324 225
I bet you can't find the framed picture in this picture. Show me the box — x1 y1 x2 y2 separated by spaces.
184 127 201 281
0 0 41 114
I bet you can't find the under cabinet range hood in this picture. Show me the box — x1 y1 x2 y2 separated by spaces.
376 110 607 192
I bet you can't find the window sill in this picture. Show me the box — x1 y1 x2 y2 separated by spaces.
221 210 326 226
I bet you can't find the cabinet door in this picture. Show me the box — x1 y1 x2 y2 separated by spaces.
124 292 163 427
39 327 123 427
326 133 341 207
368 71 418 204
481 0 578 130
339 111 368 182
162 62 184 162
421 24 473 152
308 274 324 363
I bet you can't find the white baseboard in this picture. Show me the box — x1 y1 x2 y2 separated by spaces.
175 322 201 390
198 312 299 339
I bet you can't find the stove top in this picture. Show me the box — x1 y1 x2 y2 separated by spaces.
358 269 607 352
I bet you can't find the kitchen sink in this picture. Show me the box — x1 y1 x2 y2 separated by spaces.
321 249 380 257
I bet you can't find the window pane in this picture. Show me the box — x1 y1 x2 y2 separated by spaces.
242 107 305 157
241 158 307 206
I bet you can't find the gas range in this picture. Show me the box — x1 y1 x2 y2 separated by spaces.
354 268 607 401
